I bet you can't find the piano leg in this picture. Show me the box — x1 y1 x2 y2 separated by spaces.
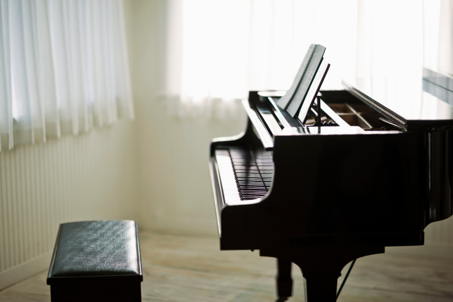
261 245 384 302
276 258 293 298
303 273 339 301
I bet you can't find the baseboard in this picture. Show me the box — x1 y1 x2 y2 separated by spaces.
0 252 52 291
139 215 218 237
386 244 453 260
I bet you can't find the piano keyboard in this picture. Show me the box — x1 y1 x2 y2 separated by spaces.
215 147 274 205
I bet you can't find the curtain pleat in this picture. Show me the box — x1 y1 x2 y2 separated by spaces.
438 0 453 74
10 0 34 145
0 0 133 151
0 0 13 150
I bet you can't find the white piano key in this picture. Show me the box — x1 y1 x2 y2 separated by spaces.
215 150 242 205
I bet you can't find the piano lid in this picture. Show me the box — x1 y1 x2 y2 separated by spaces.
343 73 453 131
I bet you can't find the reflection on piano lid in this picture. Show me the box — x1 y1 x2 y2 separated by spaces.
423 67 453 100
344 75 453 123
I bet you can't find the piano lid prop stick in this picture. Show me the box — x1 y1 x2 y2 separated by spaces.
336 259 357 300
317 95 322 133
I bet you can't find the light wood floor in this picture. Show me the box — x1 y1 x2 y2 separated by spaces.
1 232 453 301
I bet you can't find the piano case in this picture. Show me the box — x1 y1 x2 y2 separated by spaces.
209 44 453 301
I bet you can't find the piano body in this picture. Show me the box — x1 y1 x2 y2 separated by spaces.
209 45 453 301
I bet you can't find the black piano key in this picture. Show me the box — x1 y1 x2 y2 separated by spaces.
254 153 271 157
256 168 274 172
254 155 272 159
236 182 266 188
258 165 274 169
231 158 253 163
238 185 266 190
231 157 254 161
236 179 264 183
238 185 266 189
231 158 253 162
234 169 260 173
238 184 266 189
259 173 274 177
237 181 265 185
239 185 267 189
236 176 263 179
240 193 267 198
236 177 263 180
240 191 267 195
233 162 258 166
239 187 267 192
239 191 266 195
233 165 260 169
230 153 252 158
234 173 262 177
234 164 259 168
236 175 264 179
237 180 265 185
231 162 256 166
240 194 267 199
239 191 266 196
256 161 274 164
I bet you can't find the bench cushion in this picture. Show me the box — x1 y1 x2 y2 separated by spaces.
47 220 142 285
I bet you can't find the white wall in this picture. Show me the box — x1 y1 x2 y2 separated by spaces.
0 120 140 290
126 0 245 236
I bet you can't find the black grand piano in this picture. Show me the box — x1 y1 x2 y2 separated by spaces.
209 44 453 301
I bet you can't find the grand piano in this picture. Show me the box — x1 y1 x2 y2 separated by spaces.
209 44 453 301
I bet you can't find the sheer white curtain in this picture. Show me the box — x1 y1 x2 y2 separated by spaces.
0 0 134 151
157 0 447 120
158 0 357 119
437 0 453 75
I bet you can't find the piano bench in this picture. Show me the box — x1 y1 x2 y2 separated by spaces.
47 220 143 302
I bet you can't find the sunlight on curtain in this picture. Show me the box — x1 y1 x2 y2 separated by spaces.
158 0 442 120
423 0 441 71
437 0 453 75
158 0 357 119
0 0 134 151
355 0 424 119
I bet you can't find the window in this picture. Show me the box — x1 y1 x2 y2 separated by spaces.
0 0 134 151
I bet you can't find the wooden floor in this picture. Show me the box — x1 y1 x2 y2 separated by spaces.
1 232 453 301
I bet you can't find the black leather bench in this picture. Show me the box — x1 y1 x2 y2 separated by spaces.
47 220 143 302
